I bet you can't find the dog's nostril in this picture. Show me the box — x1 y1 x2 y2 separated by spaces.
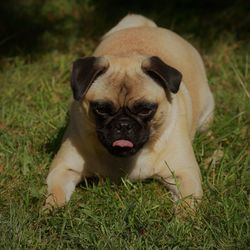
116 122 132 131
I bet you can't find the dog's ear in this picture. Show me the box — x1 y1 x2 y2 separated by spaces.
142 56 182 94
71 56 109 101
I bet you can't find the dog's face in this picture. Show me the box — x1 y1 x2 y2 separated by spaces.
71 55 182 157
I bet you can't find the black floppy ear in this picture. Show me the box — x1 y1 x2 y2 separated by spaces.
141 56 182 94
71 56 109 101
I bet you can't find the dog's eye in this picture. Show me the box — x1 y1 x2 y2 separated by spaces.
91 101 115 116
133 102 158 116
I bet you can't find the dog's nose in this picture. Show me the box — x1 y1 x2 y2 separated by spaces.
115 120 132 132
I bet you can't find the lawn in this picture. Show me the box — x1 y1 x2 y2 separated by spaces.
0 4 249 249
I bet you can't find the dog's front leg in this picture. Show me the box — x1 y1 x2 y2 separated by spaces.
44 138 86 210
163 168 203 209
158 145 203 213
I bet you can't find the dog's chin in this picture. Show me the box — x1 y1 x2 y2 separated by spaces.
107 146 139 157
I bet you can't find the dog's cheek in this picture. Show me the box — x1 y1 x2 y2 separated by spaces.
90 112 108 130
146 111 165 139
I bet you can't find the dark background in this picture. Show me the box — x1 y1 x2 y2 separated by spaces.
0 0 249 56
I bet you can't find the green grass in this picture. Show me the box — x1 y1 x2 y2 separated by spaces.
0 32 249 248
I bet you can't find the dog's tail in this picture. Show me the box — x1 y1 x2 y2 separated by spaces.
103 14 157 38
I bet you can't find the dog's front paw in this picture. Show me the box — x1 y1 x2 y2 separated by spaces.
42 191 66 213
41 195 58 213
174 196 201 220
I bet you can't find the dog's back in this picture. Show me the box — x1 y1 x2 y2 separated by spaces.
103 14 157 38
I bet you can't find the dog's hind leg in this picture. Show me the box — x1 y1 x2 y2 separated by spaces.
197 88 215 132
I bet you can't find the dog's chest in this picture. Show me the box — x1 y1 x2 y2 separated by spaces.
128 152 159 180
88 150 158 181
108 153 157 181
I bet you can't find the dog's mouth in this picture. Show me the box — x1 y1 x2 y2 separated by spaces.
109 139 136 157
112 139 134 148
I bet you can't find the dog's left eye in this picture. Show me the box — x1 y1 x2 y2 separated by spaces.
91 101 115 116
132 102 158 116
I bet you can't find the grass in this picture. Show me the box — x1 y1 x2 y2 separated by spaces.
0 23 249 249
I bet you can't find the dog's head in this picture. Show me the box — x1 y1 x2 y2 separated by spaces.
71 55 182 157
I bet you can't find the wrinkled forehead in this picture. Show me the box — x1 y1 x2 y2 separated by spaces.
85 56 165 106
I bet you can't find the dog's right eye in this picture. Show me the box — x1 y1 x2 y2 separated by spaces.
90 101 115 116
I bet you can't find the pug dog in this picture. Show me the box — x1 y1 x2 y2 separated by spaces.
44 14 214 211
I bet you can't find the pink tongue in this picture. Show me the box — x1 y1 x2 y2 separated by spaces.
112 140 134 148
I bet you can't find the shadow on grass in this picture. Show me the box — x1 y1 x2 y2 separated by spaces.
43 124 67 158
